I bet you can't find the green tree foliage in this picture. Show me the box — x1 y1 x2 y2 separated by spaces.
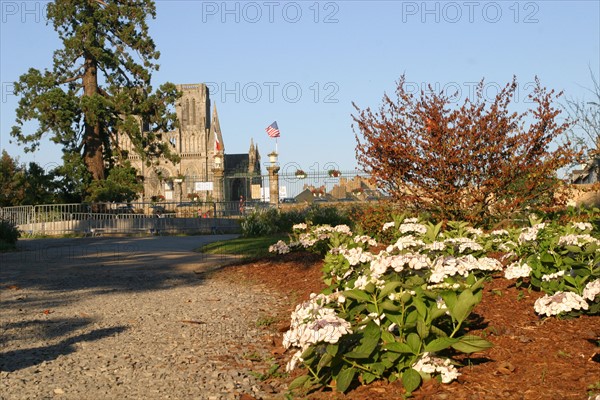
10 0 180 183
0 150 60 206
0 151 25 206
353 76 579 224
87 162 142 202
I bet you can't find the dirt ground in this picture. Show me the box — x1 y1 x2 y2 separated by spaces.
216 252 600 400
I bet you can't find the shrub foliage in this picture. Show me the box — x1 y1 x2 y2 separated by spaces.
353 76 579 224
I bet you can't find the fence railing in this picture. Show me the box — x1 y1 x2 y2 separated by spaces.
0 202 255 236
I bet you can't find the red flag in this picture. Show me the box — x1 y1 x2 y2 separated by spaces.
215 136 221 152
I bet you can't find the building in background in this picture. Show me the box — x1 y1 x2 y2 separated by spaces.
119 83 261 202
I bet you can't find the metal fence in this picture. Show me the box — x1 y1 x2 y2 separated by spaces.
0 202 249 236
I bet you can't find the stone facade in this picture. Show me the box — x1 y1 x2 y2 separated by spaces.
120 83 261 202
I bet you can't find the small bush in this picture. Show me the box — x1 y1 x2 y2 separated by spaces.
241 208 280 237
305 204 352 227
0 218 20 248
348 201 401 240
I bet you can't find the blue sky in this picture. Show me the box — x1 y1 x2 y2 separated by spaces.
1 0 599 175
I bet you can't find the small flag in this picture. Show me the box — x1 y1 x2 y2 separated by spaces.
215 136 221 152
265 121 280 138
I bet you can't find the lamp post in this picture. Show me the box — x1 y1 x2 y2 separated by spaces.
267 152 280 207
212 153 224 203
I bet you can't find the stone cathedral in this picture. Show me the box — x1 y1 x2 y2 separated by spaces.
121 83 261 202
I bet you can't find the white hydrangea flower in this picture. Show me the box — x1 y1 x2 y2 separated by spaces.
475 257 504 272
424 241 446 252
382 221 396 231
444 237 483 253
292 223 308 231
286 350 304 372
466 227 483 236
518 223 546 244
427 282 461 290
558 234 600 247
504 262 532 280
340 247 374 266
583 279 600 301
298 233 318 248
412 352 460 384
541 270 565 282
534 291 589 316
490 229 509 236
404 217 419 223
572 222 593 231
283 295 352 369
499 241 518 252
399 222 428 235
354 235 377 246
387 235 425 252
334 224 353 235
428 256 469 283
269 240 290 254
354 275 369 290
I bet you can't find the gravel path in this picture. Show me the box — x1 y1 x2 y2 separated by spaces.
1 236 283 400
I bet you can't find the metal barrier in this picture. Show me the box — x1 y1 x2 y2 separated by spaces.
0 202 244 236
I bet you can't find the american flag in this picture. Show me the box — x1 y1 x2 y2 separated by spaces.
265 121 280 138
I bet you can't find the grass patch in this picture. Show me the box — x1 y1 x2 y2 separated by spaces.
196 234 287 259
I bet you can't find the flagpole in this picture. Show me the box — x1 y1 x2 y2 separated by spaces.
276 137 278 154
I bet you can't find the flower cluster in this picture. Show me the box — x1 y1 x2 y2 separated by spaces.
283 294 352 371
292 223 308 231
518 223 546 244
444 237 483 254
504 262 532 280
583 279 600 301
533 291 589 317
412 352 460 383
557 234 600 247
541 270 565 282
428 255 500 283
572 222 593 231
269 240 291 254
399 222 428 235
354 235 377 247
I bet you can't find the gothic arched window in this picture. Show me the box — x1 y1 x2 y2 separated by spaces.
184 99 190 126
191 98 196 126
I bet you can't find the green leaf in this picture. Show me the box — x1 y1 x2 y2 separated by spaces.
412 296 427 317
336 367 357 393
416 320 429 339
326 343 339 356
288 374 311 390
402 368 422 394
381 329 396 344
317 353 333 370
450 289 476 324
381 299 402 312
451 335 493 353
383 341 414 354
540 252 555 263
406 333 421 354
345 321 381 359
378 280 403 299
565 245 582 253
344 289 373 302
424 337 458 353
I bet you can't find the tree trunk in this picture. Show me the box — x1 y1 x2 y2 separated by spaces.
82 54 105 181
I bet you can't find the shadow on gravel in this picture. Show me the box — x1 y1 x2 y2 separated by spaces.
0 326 128 372
0 317 95 346
0 236 240 302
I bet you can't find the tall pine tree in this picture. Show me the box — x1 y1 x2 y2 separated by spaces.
11 0 179 182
